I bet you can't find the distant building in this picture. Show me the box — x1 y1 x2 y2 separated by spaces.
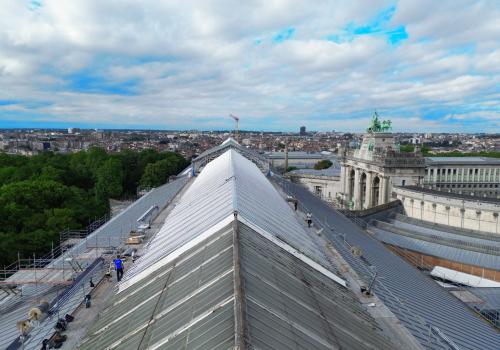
299 126 306 136
265 151 330 170
340 113 425 210
394 185 500 234
67 127 80 134
286 163 342 203
424 157 500 198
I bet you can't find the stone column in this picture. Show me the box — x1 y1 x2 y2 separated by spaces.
365 172 374 209
379 176 389 205
353 168 362 210
340 165 347 202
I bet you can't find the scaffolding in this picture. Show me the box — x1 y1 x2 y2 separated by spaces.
0 216 110 289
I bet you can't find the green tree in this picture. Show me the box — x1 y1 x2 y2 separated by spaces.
140 159 175 189
314 159 333 170
0 148 187 266
95 158 124 199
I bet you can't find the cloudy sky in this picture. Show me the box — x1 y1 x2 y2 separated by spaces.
0 0 499 132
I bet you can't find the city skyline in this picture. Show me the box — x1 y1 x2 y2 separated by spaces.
1 0 499 132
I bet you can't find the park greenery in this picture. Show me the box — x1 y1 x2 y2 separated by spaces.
399 144 500 158
314 159 333 170
0 148 188 267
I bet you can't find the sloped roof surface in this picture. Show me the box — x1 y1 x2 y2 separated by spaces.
79 222 396 350
78 146 397 350
274 178 500 349
239 224 394 350
370 226 500 270
121 149 329 288
78 223 235 350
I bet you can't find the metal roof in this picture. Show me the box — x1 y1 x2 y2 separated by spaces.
369 226 500 271
78 221 396 350
387 219 500 250
121 149 331 289
274 177 500 350
78 147 398 350
430 266 500 288
79 223 236 350
193 137 268 171
289 164 341 177
265 151 326 159
238 223 395 350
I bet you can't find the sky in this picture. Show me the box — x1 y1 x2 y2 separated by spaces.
0 0 499 132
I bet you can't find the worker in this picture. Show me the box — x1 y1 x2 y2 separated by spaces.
306 212 312 227
114 255 124 282
294 200 298 211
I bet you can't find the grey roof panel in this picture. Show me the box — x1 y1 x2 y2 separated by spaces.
79 143 400 350
239 223 396 350
370 226 500 270
79 223 235 350
276 178 500 350
122 149 330 288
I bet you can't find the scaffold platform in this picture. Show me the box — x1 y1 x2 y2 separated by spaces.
0 269 73 286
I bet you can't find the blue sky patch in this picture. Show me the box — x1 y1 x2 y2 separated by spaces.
386 26 408 45
64 72 140 95
0 100 19 106
327 4 408 45
273 27 295 43
28 0 43 11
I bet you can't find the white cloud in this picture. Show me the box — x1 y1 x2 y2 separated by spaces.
0 0 498 132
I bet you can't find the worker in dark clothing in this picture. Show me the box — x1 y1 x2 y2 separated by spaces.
114 255 124 282
306 212 312 227
294 200 298 211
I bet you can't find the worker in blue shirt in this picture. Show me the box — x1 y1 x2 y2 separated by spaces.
114 255 124 282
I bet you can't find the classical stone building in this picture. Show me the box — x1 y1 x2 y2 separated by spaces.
286 165 342 204
340 117 426 210
424 157 500 199
265 151 332 170
394 185 500 234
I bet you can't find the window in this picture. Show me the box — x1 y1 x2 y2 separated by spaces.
453 169 457 175
402 180 406 186
475 169 478 175
448 169 451 174
314 186 322 197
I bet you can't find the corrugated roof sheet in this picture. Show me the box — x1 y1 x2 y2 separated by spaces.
239 223 395 350
388 219 500 249
79 223 235 350
370 226 500 270
78 221 396 350
275 177 500 350
193 137 267 169
78 146 398 350
121 149 330 289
